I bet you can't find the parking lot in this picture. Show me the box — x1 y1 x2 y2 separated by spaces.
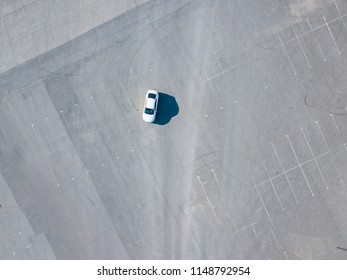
1 0 347 259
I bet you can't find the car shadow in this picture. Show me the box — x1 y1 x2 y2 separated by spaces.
154 92 179 125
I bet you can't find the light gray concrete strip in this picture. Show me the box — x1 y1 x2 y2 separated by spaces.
0 171 56 259
0 0 151 74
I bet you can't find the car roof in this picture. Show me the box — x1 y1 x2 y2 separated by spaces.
146 97 156 109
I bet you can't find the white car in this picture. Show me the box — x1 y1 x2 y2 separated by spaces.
142 90 159 123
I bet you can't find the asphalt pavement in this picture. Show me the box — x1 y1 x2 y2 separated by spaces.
1 0 347 259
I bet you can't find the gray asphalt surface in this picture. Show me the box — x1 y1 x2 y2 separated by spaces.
1 0 347 259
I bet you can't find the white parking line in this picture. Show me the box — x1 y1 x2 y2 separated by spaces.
334 0 342 14
316 39 327 61
233 220 238 232
259 70 268 89
293 25 311 68
286 134 315 196
213 49 224 79
249 217 258 237
60 110 72 133
211 169 219 184
301 128 329 190
30 123 46 156
284 12 347 49
258 151 285 210
271 142 299 203
206 61 248 82
334 0 347 28
270 228 279 247
306 18 326 60
235 221 258 235
197 176 222 225
315 120 330 152
330 114 347 151
337 168 345 185
323 15 341 54
206 80 224 110
252 150 329 190
306 18 313 30
283 250 289 260
252 176 274 228
277 33 297 75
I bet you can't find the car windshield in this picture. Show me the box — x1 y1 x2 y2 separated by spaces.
148 93 156 99
145 108 154 115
